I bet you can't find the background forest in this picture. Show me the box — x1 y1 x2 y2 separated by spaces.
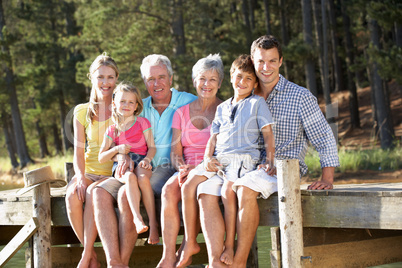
0 0 401 171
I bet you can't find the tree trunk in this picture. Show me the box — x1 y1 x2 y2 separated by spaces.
312 0 324 93
369 19 394 149
31 99 50 158
396 22 402 48
321 0 330 100
241 0 253 46
249 0 256 31
1 110 19 168
328 0 345 92
171 0 186 57
301 0 318 96
170 0 191 91
263 0 272 35
340 0 361 129
0 0 34 167
278 0 290 79
394 22 402 102
52 123 63 155
49 1 72 154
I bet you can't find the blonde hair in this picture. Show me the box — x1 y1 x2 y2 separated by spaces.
112 82 143 134
87 52 119 123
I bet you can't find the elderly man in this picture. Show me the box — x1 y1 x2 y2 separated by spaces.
93 54 196 268
197 35 340 268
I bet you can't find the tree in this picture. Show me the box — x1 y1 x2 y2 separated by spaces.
301 0 318 96
1 110 19 168
368 18 394 149
0 0 34 167
340 0 361 129
278 0 290 79
263 0 272 35
327 0 345 92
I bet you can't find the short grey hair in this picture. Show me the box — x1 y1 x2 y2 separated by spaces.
192 54 224 84
140 54 173 80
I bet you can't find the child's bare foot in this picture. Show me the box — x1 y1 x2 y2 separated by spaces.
147 225 160 244
220 247 234 265
176 240 200 268
89 256 101 268
134 219 149 234
156 255 176 268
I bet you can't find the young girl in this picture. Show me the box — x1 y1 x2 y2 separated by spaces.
99 82 159 244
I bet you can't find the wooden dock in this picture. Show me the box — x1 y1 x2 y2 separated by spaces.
1 169 402 267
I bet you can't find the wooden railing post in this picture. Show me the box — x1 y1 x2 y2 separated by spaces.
276 159 303 268
32 183 52 268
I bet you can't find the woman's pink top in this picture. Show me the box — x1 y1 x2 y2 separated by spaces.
172 104 211 166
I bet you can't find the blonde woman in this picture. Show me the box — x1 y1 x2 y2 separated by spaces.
65 52 118 268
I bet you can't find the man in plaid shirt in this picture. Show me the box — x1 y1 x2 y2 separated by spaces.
198 35 340 268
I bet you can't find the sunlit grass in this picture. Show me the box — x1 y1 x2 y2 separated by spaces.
0 150 73 189
305 144 402 177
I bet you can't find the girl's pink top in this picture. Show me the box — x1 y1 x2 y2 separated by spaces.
172 104 211 166
106 117 151 156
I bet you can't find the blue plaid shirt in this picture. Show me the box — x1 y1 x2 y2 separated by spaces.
261 74 339 176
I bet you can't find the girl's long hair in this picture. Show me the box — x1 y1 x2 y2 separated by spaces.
87 52 119 124
112 82 143 135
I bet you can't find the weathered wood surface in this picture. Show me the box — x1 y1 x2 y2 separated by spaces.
1 182 402 229
276 159 303 268
302 235 402 267
271 226 402 268
32 184 52 268
0 217 38 267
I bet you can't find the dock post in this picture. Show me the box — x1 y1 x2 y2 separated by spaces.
32 182 52 268
276 159 303 268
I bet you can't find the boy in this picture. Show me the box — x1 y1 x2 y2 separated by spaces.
177 54 275 267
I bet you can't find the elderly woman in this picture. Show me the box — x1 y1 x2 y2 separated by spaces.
157 54 223 268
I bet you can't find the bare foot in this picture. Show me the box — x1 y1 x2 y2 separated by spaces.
220 247 234 265
109 264 129 268
134 219 149 234
148 226 160 244
89 255 101 268
77 256 90 268
156 255 176 268
176 240 200 268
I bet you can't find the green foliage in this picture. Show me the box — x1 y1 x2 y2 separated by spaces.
305 145 402 177
1 0 400 162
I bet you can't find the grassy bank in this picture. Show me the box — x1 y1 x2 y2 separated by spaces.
0 152 73 189
304 144 402 177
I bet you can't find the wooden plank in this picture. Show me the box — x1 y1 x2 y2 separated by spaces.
0 218 38 267
277 159 303 268
303 235 402 267
258 194 279 226
302 195 402 229
303 227 402 247
2 192 402 229
270 250 281 268
270 227 280 251
0 199 32 225
51 243 208 268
